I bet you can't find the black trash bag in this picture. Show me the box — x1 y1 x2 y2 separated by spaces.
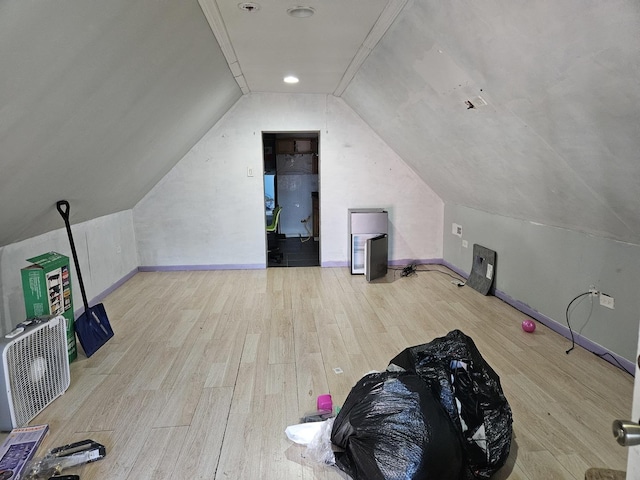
330 371 464 480
388 330 513 479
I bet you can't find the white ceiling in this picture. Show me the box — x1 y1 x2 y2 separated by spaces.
198 0 406 94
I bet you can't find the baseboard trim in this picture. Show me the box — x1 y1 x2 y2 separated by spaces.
440 260 634 375
74 267 138 318
139 264 264 272
321 261 347 268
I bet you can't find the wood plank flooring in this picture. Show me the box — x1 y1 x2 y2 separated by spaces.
14 267 634 479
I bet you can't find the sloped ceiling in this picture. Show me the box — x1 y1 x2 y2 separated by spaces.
1 0 638 249
343 1 640 245
0 0 241 247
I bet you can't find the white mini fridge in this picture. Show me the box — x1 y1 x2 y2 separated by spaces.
349 209 388 280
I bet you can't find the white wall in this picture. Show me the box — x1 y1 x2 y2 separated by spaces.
133 93 444 268
444 203 640 363
0 210 138 334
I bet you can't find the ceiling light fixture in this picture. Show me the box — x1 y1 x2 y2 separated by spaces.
284 76 299 84
238 2 261 12
286 6 315 18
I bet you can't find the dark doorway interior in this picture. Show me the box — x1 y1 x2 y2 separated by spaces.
263 132 320 268
267 237 320 267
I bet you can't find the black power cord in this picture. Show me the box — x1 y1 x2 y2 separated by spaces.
565 291 633 375
565 291 590 354
401 263 417 277
393 269 632 374
390 263 465 283
595 351 633 375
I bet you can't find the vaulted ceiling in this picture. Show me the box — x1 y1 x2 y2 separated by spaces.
1 0 638 247
342 1 640 244
0 0 241 247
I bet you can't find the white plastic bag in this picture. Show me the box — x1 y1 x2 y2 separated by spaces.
285 418 336 465
285 421 324 446
306 417 335 464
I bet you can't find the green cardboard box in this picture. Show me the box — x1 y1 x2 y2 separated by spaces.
21 252 77 362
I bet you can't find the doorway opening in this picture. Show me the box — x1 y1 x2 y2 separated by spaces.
263 132 320 267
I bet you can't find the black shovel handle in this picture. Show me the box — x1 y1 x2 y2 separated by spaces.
56 200 90 312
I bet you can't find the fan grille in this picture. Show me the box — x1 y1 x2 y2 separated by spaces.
5 318 70 427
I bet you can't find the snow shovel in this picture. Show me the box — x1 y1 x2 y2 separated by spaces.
56 200 114 357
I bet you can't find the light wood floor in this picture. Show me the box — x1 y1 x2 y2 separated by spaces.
20 267 634 479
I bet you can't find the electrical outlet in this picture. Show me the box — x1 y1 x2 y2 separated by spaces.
599 294 615 309
452 223 462 237
589 285 598 297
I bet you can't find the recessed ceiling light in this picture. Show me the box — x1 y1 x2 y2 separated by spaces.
287 6 315 18
238 2 260 12
284 76 299 84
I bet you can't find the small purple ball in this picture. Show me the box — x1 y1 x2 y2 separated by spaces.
522 319 536 333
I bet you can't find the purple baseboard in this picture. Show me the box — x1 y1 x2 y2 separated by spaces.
74 267 138 318
440 259 468 279
139 263 263 272
93 267 139 304
440 260 634 375
392 258 444 266
321 261 348 268
494 289 634 375
321 258 443 269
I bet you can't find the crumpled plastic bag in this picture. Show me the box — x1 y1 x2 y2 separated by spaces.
330 371 464 480
286 330 512 480
388 329 513 479
285 421 325 446
285 418 336 465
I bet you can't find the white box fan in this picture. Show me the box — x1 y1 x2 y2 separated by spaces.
0 315 70 430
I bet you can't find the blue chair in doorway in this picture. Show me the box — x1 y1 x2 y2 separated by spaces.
267 206 283 263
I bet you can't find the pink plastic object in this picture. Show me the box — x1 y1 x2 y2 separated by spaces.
522 319 536 333
317 394 332 411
